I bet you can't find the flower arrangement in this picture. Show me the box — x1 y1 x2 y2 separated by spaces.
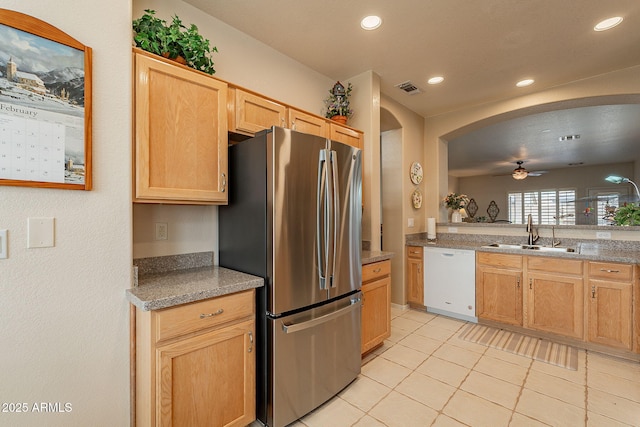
323 81 353 119
443 192 469 210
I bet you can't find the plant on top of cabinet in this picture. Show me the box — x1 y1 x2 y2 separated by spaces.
133 9 218 75
324 81 353 125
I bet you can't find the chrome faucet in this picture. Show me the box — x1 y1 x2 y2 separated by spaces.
551 226 561 247
526 214 539 245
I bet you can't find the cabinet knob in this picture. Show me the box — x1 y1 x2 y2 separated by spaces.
516 277 520 288
200 308 224 319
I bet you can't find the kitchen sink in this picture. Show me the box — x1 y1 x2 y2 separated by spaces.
482 243 576 253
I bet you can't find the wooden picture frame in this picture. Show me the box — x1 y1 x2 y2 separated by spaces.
0 9 92 190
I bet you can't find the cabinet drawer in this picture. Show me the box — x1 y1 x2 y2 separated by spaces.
407 246 423 259
476 252 522 269
362 260 391 283
588 262 633 282
527 256 582 275
154 290 254 342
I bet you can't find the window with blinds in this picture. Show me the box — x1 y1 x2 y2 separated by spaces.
508 189 576 224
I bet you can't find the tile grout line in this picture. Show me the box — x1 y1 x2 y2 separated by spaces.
584 351 589 427
507 356 534 426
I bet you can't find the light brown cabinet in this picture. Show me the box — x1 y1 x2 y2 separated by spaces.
329 123 363 149
135 290 255 427
228 88 286 135
133 50 228 204
476 251 639 354
288 108 329 138
361 260 391 355
526 257 584 339
476 252 523 326
406 246 424 308
587 262 634 350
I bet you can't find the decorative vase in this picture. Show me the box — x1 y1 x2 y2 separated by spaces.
451 210 462 223
330 115 348 125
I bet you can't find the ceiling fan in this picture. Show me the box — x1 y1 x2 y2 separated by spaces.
511 160 548 180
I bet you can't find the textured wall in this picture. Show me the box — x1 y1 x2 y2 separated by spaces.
0 2 132 426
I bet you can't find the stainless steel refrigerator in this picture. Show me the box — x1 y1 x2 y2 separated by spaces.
219 126 362 427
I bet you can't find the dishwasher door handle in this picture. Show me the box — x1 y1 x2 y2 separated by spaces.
441 253 455 257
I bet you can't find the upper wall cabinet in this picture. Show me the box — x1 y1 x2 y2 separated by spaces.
228 88 286 135
329 123 363 149
133 50 229 204
288 108 329 138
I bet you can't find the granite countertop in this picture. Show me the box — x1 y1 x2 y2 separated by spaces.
407 239 640 264
362 250 395 264
127 266 263 311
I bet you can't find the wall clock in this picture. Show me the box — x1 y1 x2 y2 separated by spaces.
410 162 423 185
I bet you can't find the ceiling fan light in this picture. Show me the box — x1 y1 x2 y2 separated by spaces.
512 168 528 180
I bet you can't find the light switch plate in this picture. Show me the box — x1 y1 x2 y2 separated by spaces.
0 229 7 259
28 217 55 248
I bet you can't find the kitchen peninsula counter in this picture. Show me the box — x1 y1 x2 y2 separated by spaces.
406 236 640 264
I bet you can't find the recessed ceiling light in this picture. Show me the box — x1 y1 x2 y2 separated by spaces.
594 17 623 31
427 76 444 85
361 15 382 30
516 79 534 87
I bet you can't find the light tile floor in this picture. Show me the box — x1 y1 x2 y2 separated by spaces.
291 307 640 427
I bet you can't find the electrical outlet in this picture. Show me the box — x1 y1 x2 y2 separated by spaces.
155 223 168 240
408 218 414 228
596 231 611 239
448 227 458 233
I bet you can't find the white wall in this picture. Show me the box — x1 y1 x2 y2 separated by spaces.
0 2 132 426
131 0 340 259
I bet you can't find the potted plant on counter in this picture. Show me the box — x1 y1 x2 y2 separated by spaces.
133 9 218 75
613 203 640 226
324 81 353 125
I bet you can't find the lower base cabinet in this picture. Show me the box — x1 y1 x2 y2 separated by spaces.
135 290 255 427
361 260 391 355
476 253 639 355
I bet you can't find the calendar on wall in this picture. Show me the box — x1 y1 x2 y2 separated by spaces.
0 9 92 190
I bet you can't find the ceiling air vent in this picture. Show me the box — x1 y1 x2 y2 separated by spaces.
395 81 421 95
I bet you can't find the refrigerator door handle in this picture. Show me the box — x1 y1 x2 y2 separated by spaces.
329 150 339 288
281 297 361 334
316 149 329 289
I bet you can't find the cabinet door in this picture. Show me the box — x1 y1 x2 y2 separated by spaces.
288 108 328 138
588 280 632 350
157 320 255 427
229 88 286 135
406 251 424 306
361 276 391 354
476 266 522 326
329 123 362 149
527 273 583 339
134 52 228 204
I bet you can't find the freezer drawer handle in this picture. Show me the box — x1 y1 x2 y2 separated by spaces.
281 298 361 334
199 308 224 319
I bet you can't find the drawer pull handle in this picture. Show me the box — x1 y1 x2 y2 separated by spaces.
221 173 227 193
248 331 253 353
372 268 382 273
599 268 620 273
591 285 596 299
200 308 224 319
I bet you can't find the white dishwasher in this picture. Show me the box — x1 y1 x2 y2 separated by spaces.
423 247 477 322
